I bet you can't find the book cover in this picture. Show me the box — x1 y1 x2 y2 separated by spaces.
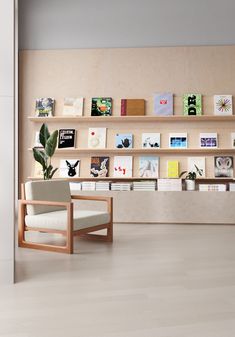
231 133 235 148
121 99 145 116
113 156 133 177
169 133 187 148
34 131 43 148
214 95 233 115
142 133 161 148
153 93 173 116
34 162 43 178
214 156 233 177
183 94 202 115
200 133 217 148
59 159 80 178
91 97 112 116
88 128 106 149
58 129 76 148
90 156 109 177
167 160 179 178
188 157 206 177
115 133 133 148
35 98 54 117
139 156 159 178
63 97 84 116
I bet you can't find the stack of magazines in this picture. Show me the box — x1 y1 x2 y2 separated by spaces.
81 181 96 191
96 181 111 191
111 182 132 191
133 181 156 191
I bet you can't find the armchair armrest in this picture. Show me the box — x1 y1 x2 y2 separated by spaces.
19 199 71 208
71 195 113 214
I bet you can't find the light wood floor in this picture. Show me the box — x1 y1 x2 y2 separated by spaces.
1 224 235 337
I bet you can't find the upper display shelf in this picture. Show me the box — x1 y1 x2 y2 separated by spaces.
28 115 235 123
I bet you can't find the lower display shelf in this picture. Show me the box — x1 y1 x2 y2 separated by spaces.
74 191 235 224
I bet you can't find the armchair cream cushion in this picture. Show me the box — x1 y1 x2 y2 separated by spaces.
25 180 71 215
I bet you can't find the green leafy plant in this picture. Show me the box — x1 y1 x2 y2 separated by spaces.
179 164 203 180
33 124 58 180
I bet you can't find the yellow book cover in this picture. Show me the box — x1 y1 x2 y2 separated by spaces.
167 160 179 178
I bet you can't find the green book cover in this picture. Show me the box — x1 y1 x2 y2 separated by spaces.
183 94 202 116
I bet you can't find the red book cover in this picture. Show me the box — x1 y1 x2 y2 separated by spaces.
121 99 127 116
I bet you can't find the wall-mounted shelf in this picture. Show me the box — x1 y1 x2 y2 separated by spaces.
29 148 235 155
28 115 235 123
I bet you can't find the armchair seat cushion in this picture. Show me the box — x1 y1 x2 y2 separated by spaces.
25 209 110 231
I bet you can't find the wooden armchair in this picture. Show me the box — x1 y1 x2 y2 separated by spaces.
18 180 113 254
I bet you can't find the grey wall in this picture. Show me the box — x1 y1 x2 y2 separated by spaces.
19 0 235 50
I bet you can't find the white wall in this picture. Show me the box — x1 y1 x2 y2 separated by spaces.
0 0 15 284
19 0 235 50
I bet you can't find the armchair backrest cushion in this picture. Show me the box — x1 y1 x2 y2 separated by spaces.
25 180 71 215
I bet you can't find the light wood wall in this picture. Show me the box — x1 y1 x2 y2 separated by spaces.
19 46 235 182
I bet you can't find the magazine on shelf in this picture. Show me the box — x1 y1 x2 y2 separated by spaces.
91 97 112 116
183 94 202 116
139 156 159 178
113 156 133 177
167 160 179 178
142 133 161 148
121 99 145 116
59 159 80 178
35 98 54 117
58 129 76 148
34 131 43 148
169 133 187 148
63 97 84 116
187 157 206 177
88 128 106 149
115 133 133 148
214 95 233 115
200 133 217 148
153 93 173 116
90 156 109 178
214 156 233 178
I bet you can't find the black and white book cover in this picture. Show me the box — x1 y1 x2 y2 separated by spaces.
60 159 80 177
58 129 76 148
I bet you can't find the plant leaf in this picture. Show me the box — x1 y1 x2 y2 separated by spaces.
33 148 47 170
39 123 50 148
179 171 187 178
45 130 58 157
49 168 58 179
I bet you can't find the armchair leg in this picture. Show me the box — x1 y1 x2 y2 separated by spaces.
66 202 74 254
107 222 113 242
18 202 26 247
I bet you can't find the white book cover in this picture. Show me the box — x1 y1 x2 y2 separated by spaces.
34 131 43 148
59 159 80 178
153 93 173 116
214 95 233 115
169 133 187 148
63 97 84 116
142 133 161 148
188 157 206 177
200 133 218 148
139 156 159 178
34 162 43 178
88 128 106 149
113 156 133 177
231 133 235 148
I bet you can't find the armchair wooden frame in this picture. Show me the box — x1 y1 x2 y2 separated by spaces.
18 184 113 254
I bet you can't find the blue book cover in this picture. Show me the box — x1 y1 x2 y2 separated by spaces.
115 133 133 149
154 93 173 116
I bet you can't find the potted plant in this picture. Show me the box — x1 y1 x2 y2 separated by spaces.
180 165 203 191
33 123 58 180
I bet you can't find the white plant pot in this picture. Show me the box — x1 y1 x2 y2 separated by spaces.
185 179 196 191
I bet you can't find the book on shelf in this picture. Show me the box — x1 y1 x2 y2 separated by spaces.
183 94 202 116
199 184 227 192
34 131 43 148
91 97 112 116
188 157 206 177
69 182 82 191
115 133 133 149
157 178 182 191
229 183 235 191
231 133 235 148
63 97 84 116
88 128 106 149
153 93 173 116
35 98 54 117
58 129 76 148
139 156 159 178
142 133 160 148
111 182 132 191
199 133 217 148
113 156 133 178
133 181 156 191
214 156 233 178
214 95 233 115
95 181 111 191
167 160 179 178
90 156 109 178
82 181 96 191
59 159 80 178
169 133 187 148
121 99 145 116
